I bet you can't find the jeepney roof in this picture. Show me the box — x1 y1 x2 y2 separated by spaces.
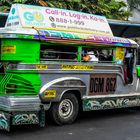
0 27 138 48
1 4 138 48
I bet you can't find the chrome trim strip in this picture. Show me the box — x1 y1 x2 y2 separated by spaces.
83 93 140 99
39 77 81 93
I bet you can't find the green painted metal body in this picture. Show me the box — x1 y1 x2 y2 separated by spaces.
1 39 40 63
0 39 42 96
136 66 140 77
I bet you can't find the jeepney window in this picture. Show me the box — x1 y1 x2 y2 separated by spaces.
99 49 114 62
40 45 77 61
124 48 135 84
82 48 114 63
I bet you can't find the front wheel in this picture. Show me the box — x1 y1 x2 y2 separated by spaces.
50 93 79 125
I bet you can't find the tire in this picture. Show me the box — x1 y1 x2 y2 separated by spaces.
50 93 79 125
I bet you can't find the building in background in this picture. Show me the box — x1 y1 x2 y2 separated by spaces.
121 0 140 22
129 6 140 22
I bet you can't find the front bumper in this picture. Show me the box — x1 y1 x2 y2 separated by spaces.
0 95 41 112
0 96 46 131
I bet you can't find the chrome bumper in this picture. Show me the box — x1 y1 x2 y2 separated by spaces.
0 95 41 112
0 96 47 131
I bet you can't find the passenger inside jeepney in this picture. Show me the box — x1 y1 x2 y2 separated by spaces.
82 49 99 62
124 48 134 84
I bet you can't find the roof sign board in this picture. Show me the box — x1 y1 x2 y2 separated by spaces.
5 4 113 36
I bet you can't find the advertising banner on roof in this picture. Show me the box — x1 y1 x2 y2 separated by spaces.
5 4 113 36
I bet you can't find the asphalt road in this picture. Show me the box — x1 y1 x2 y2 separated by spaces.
1 108 140 140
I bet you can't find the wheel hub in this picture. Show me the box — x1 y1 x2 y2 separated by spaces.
59 99 74 119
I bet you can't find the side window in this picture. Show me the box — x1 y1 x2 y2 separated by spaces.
81 47 114 63
99 49 114 62
40 47 58 60
40 45 77 61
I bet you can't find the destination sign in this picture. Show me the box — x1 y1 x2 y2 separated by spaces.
5 4 113 36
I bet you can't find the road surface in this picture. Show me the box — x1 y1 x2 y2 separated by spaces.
1 108 140 140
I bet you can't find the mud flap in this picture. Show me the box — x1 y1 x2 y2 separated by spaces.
0 111 11 131
12 110 46 128
12 112 40 126
39 106 46 127
0 110 46 131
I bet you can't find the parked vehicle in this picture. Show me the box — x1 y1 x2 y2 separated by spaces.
0 4 139 131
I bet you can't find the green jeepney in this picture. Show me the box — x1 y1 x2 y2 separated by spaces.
0 4 140 131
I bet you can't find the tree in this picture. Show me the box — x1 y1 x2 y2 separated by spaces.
0 0 131 20
0 0 36 11
38 0 131 20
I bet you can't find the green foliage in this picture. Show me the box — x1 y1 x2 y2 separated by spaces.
45 0 131 20
0 0 36 11
0 6 9 12
0 0 131 20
